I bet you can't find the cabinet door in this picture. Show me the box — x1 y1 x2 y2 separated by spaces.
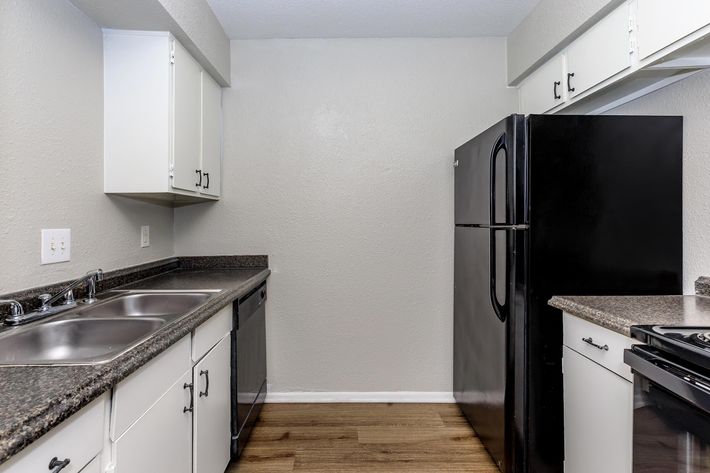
200 71 222 197
566 3 631 98
194 335 232 473
79 456 101 473
171 38 203 193
563 346 632 473
519 54 565 114
637 0 710 59
114 370 193 473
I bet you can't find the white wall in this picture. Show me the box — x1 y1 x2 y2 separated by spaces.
174 38 518 395
605 69 710 294
0 0 174 294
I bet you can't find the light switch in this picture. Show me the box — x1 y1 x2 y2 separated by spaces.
41 229 71 264
141 225 150 248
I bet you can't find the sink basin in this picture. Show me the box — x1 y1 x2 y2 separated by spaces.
0 318 165 365
76 292 215 319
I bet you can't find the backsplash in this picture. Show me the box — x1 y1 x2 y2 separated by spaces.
696 276 710 297
0 256 268 316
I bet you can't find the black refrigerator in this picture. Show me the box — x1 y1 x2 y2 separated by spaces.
453 114 683 473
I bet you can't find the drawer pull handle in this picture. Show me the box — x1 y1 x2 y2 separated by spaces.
183 382 194 413
49 457 70 472
199 369 210 398
582 337 609 351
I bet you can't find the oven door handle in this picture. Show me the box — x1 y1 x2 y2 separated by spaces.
625 346 710 415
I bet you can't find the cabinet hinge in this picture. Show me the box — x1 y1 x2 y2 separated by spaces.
170 41 175 65
169 164 175 178
628 17 635 32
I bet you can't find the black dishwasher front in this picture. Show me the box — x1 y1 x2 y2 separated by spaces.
231 282 267 459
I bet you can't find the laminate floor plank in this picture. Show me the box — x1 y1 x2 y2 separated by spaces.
229 403 499 473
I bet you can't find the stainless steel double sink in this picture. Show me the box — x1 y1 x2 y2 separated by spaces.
0 291 219 366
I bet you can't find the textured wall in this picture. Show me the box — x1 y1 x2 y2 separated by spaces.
605 70 710 294
507 0 623 84
0 0 174 294
174 38 518 394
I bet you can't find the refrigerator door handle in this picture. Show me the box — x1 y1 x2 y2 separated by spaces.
489 227 509 323
489 133 508 226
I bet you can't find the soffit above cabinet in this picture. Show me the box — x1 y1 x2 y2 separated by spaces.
70 0 230 87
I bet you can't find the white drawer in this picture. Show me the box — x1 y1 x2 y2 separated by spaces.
192 305 232 362
111 335 191 440
0 394 107 473
563 312 636 382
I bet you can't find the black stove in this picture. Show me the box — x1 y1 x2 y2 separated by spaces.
630 325 710 373
626 325 710 472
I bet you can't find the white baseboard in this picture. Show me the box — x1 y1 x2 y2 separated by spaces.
265 391 455 403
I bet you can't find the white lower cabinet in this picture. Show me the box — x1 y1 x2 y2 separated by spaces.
114 369 193 473
563 313 634 473
194 335 232 473
110 319 234 473
0 310 236 473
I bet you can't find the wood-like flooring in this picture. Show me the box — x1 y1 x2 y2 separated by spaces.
227 403 499 472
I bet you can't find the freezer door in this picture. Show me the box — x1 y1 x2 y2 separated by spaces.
454 115 526 226
454 226 508 470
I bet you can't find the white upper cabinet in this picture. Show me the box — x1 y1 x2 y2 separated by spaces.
519 54 566 114
171 39 203 193
200 72 223 197
637 0 710 59
104 30 222 204
565 3 631 98
517 0 710 114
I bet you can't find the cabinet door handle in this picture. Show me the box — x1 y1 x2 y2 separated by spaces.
553 81 561 99
582 337 609 351
203 172 210 190
183 382 194 412
48 457 70 472
567 72 575 92
199 369 210 398
195 169 202 187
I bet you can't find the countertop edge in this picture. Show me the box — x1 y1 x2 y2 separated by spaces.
548 296 633 337
0 268 270 465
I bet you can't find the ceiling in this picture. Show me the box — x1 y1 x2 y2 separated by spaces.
207 0 541 40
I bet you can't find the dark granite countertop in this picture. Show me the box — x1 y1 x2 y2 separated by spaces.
549 294 710 337
0 264 269 465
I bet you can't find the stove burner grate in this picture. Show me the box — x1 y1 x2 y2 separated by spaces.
693 332 710 347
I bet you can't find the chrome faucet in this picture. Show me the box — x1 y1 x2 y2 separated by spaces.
2 269 104 326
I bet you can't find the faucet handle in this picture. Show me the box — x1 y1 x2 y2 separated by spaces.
38 293 53 312
0 300 24 318
64 290 75 305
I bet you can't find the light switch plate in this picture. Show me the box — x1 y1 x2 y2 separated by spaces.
141 225 150 248
41 229 71 264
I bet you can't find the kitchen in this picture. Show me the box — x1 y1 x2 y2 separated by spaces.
1 0 710 472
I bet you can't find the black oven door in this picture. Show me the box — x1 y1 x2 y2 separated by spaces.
625 345 710 472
